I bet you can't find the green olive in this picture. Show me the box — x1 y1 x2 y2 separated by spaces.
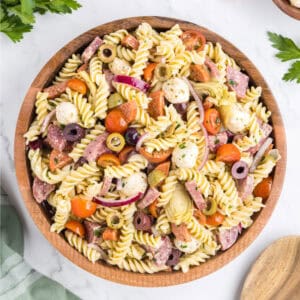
98 44 117 63
106 133 125 152
155 63 172 81
108 93 124 109
106 212 124 229
148 169 166 188
203 198 217 216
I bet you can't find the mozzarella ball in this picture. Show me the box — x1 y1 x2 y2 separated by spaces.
162 78 190 104
120 172 148 197
56 102 78 125
109 57 131 75
172 141 199 169
219 103 251 134
290 0 300 7
174 237 200 253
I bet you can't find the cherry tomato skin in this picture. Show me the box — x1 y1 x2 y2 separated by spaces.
216 144 241 163
97 153 121 168
181 30 206 52
253 177 272 200
65 220 85 237
105 109 128 133
206 212 225 226
71 197 97 218
67 78 87 95
203 108 222 135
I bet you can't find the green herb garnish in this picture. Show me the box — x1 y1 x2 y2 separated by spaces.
268 32 300 83
1 0 81 43
179 143 186 149
94 228 101 237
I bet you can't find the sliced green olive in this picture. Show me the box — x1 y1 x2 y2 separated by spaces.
106 212 124 229
106 133 125 152
108 93 124 109
155 63 172 81
203 198 217 216
98 44 116 63
148 169 166 188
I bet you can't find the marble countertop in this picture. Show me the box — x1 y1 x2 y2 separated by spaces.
1 0 300 299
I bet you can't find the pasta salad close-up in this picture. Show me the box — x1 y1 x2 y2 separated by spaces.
24 22 281 274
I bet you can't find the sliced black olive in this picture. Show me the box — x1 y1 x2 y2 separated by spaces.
63 123 85 142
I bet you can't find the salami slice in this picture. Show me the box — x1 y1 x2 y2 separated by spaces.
218 226 240 250
226 66 249 98
185 181 206 210
32 177 55 203
83 132 110 162
205 58 220 79
81 36 103 63
47 124 66 151
84 220 102 244
154 236 172 266
137 187 160 209
43 81 68 99
207 132 228 152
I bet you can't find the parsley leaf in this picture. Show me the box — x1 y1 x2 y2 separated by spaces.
0 0 81 42
267 32 300 62
283 61 300 84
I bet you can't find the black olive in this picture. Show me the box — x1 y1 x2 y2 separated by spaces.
63 123 85 142
133 211 152 231
41 200 55 220
166 248 182 266
74 156 88 169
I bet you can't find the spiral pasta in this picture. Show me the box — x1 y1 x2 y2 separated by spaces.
65 231 101 263
66 88 95 128
133 231 162 248
28 149 69 184
93 74 109 119
24 119 40 145
53 54 82 84
174 247 212 273
89 56 103 86
113 82 150 109
175 168 211 197
129 40 151 78
56 162 100 198
117 258 167 274
157 173 178 207
68 123 105 161
104 154 148 179
116 45 136 62
103 29 128 45
35 92 49 126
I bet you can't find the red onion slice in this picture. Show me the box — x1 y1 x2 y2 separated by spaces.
197 123 209 171
93 192 143 207
250 137 273 173
113 75 150 92
41 109 56 133
183 77 204 123
136 132 150 151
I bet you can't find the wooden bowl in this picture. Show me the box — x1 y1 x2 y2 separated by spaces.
14 16 287 287
273 0 300 20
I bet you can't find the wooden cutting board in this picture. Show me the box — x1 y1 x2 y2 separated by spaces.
241 236 300 300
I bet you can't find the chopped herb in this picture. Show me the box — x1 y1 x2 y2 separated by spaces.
181 245 188 249
94 228 101 237
175 123 181 130
214 138 220 145
229 79 237 86
179 143 186 149
122 182 125 188
182 154 186 158
54 157 59 164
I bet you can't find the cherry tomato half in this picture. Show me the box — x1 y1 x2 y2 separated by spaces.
203 108 222 135
97 153 121 168
253 177 272 201
206 212 225 226
71 196 97 218
105 109 128 133
181 30 206 52
65 220 85 237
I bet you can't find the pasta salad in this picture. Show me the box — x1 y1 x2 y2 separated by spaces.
24 23 281 273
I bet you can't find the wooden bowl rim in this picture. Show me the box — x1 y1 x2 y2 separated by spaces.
273 0 300 20
14 16 287 287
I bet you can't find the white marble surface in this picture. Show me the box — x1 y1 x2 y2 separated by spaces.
1 0 300 299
